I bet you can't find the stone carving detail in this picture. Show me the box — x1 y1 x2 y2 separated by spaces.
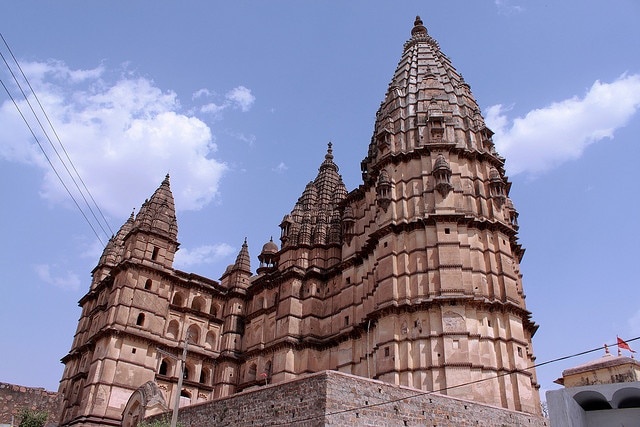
489 167 506 206
443 311 465 332
376 169 392 211
433 154 453 197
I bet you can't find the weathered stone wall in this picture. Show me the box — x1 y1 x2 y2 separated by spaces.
0 382 60 426
146 370 549 426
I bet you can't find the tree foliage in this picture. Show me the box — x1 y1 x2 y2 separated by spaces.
18 408 48 427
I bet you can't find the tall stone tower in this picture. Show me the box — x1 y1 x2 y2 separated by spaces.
246 15 540 414
57 175 183 426
58 16 541 426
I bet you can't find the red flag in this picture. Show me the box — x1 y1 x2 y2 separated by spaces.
617 337 636 353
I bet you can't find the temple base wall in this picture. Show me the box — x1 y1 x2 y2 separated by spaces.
144 370 548 426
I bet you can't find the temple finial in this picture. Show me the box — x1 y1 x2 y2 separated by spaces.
411 15 428 37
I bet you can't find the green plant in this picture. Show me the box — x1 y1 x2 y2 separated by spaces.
137 416 184 427
18 408 48 427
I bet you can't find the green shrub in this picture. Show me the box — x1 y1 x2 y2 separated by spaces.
18 408 48 427
137 415 183 427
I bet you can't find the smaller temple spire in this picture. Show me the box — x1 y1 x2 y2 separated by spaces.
133 173 178 241
232 238 251 274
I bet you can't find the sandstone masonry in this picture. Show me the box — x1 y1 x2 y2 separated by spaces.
146 370 548 426
0 382 60 426
59 16 541 426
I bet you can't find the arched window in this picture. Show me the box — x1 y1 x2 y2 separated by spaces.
159 359 171 376
205 331 216 350
200 367 211 384
210 303 219 318
172 292 184 306
191 297 204 312
136 313 145 326
144 279 152 290
187 324 200 345
167 320 180 339
151 247 159 261
248 363 257 382
183 366 189 380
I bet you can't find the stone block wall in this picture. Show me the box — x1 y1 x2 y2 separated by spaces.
146 370 549 426
0 382 60 426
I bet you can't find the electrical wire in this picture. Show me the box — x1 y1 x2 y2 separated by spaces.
0 32 114 243
0 32 115 238
0 78 106 246
270 336 640 425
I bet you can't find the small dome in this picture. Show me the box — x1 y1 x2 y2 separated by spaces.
378 169 391 184
505 199 514 209
433 154 451 172
343 205 355 220
489 167 502 182
261 237 278 255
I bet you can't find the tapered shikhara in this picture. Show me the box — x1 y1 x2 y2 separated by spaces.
58 16 541 426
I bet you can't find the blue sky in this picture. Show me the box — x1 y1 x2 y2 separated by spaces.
1 1 639 399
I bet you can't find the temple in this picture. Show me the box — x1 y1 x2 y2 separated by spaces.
58 16 541 426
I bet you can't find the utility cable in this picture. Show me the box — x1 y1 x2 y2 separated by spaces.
271 336 640 425
0 34 114 242
0 32 115 237
0 78 105 246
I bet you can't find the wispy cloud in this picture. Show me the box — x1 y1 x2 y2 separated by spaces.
486 73 640 176
226 130 256 145
495 0 525 15
196 85 255 115
226 86 255 112
0 60 229 217
34 264 81 291
272 162 288 174
174 243 236 268
192 88 213 99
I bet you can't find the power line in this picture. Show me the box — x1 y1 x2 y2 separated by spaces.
0 32 114 242
0 32 115 238
0 78 106 246
271 336 640 425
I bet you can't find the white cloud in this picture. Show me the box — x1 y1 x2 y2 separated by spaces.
486 74 640 176
196 85 255 115
192 88 212 99
174 243 236 268
0 60 229 217
272 162 288 174
201 102 225 114
34 264 81 291
226 86 255 112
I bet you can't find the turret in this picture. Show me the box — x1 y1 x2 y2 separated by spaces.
279 143 346 248
217 239 252 396
257 237 278 274
122 174 179 269
91 211 134 287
